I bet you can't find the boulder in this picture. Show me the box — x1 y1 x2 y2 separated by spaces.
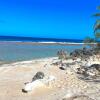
22 80 45 92
22 75 56 93
32 72 44 81
90 64 100 71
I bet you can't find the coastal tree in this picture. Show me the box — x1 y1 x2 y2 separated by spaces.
93 6 100 44
83 36 95 48
83 37 95 43
57 50 67 60
84 6 100 49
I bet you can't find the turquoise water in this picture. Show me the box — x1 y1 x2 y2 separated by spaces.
0 42 83 62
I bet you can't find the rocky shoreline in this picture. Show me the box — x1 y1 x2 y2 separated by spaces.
0 48 100 100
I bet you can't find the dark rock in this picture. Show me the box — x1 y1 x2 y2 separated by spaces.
32 72 44 81
59 67 65 70
89 64 100 71
59 63 68 70
77 67 86 75
76 64 100 80
22 89 28 93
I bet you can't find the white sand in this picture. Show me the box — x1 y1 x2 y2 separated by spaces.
0 57 100 100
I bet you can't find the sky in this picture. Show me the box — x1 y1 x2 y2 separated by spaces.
0 0 99 39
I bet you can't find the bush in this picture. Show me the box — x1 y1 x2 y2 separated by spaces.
57 50 68 60
96 43 100 50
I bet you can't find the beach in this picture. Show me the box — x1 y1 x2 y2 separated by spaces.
0 0 100 99
0 56 100 100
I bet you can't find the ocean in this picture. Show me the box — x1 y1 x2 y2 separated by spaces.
0 36 83 43
0 36 83 62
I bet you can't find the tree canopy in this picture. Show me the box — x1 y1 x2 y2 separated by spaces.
93 6 100 41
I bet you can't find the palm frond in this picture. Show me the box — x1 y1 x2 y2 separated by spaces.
93 13 100 17
94 25 100 32
97 6 100 10
94 22 100 32
95 32 100 38
94 20 100 29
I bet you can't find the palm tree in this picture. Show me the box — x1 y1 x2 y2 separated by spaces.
93 6 100 42
94 21 100 42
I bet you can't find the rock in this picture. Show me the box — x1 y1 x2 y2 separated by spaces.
86 68 99 77
90 64 100 71
32 72 45 81
23 74 56 93
76 64 100 80
22 80 45 93
86 64 100 78
76 67 86 75
59 66 66 70
22 72 45 93
62 95 94 100
59 63 68 70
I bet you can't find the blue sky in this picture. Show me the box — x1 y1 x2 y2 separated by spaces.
0 0 99 39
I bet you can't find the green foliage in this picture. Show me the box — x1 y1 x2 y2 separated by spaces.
57 50 67 60
83 37 95 48
97 6 100 10
97 43 100 47
95 32 100 39
83 37 95 43
93 6 100 17
83 6 100 49
97 43 100 49
93 6 100 42
93 13 100 17
94 20 100 32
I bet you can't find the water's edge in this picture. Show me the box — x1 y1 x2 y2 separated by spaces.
0 41 83 63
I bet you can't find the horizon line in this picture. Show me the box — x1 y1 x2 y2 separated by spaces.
0 35 84 40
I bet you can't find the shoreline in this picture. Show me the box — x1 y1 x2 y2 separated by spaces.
0 57 58 65
0 56 100 100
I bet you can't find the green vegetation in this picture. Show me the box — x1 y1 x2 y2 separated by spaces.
83 37 95 48
93 6 100 42
93 6 100 49
83 37 95 43
57 50 69 61
84 6 100 49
